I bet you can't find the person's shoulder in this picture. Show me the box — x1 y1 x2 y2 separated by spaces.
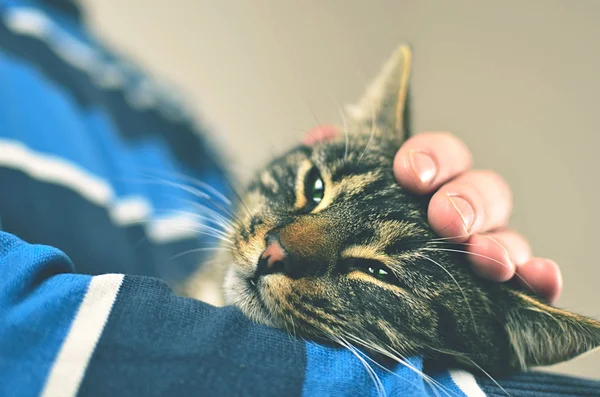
0 0 193 122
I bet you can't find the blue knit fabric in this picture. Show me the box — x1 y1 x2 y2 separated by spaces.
0 233 92 397
302 343 468 397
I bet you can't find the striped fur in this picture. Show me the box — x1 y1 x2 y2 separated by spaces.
199 46 600 374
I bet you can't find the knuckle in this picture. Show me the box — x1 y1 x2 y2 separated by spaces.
404 131 454 148
502 230 532 253
472 170 513 205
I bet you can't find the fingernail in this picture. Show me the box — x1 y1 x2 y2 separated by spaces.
409 151 437 187
447 195 475 232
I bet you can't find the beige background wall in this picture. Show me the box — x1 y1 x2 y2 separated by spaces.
81 0 600 378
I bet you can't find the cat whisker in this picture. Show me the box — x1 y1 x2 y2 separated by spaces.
188 214 234 238
184 172 252 222
114 213 232 242
169 246 232 261
422 247 535 293
117 174 242 223
165 210 233 239
459 358 511 397
341 333 459 397
152 203 233 231
370 347 456 397
288 313 297 340
136 175 211 202
193 232 233 244
304 127 321 144
157 225 234 244
306 107 326 140
421 255 478 334
424 241 486 248
277 313 386 397
230 190 253 220
338 332 440 395
194 257 231 268
120 210 235 246
399 234 479 247
149 190 237 227
135 169 234 206
177 175 234 207
358 101 377 163
155 169 253 220
327 90 351 161
279 313 297 344
399 238 485 248
331 335 386 397
339 334 430 394
193 214 235 235
419 233 472 243
180 195 238 220
251 2 327 153
162 217 233 243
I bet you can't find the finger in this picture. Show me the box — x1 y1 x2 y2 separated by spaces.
303 125 338 145
394 132 473 194
428 170 513 241
516 258 563 304
466 230 532 282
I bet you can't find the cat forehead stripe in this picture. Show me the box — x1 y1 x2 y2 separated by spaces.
260 170 279 193
294 159 313 209
341 246 396 267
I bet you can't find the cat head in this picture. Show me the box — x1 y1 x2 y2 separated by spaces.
224 46 600 373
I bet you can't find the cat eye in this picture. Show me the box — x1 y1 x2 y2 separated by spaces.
304 167 325 207
343 258 398 284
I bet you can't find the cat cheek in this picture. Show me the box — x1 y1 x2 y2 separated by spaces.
303 125 338 145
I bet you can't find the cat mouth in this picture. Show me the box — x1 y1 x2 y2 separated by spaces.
225 267 272 323
244 277 278 325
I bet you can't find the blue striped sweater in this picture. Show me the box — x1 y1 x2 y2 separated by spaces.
0 1 598 396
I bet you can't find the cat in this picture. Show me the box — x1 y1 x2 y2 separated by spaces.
184 45 600 375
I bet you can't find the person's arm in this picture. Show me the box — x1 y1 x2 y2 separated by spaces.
0 231 309 397
4 231 596 397
2 231 496 397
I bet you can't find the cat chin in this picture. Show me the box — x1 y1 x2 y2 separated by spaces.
224 267 277 327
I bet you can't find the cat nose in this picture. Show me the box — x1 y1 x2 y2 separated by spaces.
256 235 289 278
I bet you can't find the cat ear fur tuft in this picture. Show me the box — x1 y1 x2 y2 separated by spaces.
345 44 413 142
505 290 600 369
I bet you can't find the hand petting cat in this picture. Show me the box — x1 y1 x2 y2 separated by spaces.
305 126 562 303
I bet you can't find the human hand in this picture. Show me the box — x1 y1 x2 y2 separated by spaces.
304 126 563 303
393 131 562 303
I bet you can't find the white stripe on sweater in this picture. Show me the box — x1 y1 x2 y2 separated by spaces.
0 139 201 242
3 6 187 118
449 370 487 397
41 274 124 397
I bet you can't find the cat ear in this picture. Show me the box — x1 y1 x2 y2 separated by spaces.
505 290 600 369
345 44 413 142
